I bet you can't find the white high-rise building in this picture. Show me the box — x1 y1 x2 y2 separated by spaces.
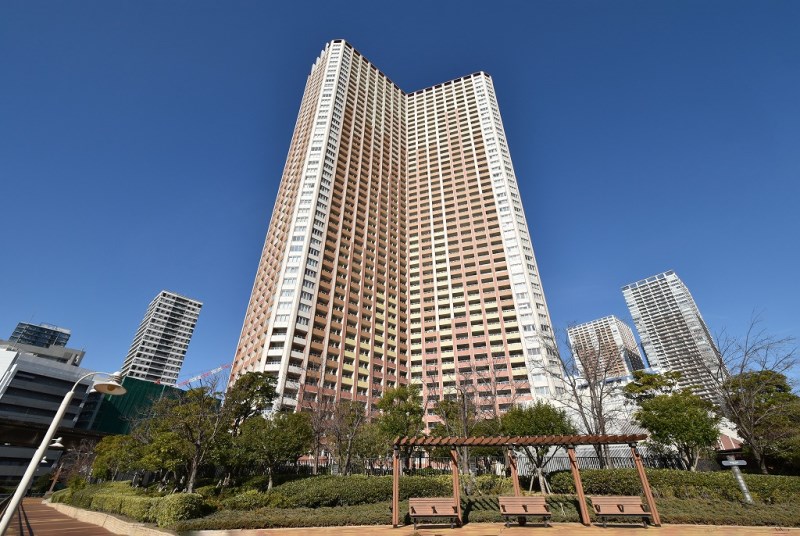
229 40 561 422
567 315 645 381
622 270 724 400
121 290 202 385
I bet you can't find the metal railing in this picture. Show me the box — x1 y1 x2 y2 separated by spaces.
0 496 34 536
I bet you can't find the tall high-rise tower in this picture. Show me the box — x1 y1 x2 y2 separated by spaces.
229 41 560 421
622 270 723 400
567 315 644 381
121 290 202 386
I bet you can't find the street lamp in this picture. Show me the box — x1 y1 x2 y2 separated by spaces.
0 371 126 535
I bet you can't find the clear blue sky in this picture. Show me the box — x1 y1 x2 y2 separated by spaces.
1 0 798 379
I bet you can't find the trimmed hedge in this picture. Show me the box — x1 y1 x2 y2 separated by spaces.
175 495 800 531
223 475 456 510
549 468 800 503
153 493 206 528
50 482 206 528
175 501 398 531
659 498 800 526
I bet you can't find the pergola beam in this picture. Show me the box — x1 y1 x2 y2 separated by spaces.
395 434 647 448
390 434 650 529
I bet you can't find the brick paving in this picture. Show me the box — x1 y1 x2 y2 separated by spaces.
189 522 798 535
5 499 115 535
10 500 799 536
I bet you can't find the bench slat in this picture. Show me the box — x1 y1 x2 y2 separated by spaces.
498 496 551 527
589 495 652 526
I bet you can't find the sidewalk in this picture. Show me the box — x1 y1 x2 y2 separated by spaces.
6 499 115 535
37 500 799 536
187 523 798 535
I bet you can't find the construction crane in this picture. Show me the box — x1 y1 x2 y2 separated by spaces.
177 363 232 387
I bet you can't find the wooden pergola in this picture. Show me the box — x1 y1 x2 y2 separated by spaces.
391 434 661 527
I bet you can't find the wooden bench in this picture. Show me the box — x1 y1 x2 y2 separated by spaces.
408 497 459 529
589 495 652 528
498 496 551 527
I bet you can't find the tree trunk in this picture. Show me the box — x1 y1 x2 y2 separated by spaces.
187 458 199 493
752 449 769 474
536 467 549 494
344 439 354 476
267 467 274 490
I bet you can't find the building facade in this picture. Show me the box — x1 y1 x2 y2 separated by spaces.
622 270 724 400
120 290 202 386
567 315 645 380
9 322 71 349
77 376 182 434
0 342 94 488
229 40 560 423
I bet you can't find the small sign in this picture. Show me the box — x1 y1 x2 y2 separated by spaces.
722 460 747 466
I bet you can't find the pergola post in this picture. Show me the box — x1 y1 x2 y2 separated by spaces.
630 444 661 527
392 445 400 527
508 447 521 496
450 448 462 526
567 445 590 526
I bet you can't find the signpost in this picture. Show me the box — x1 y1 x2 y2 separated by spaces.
721 460 747 467
723 455 753 504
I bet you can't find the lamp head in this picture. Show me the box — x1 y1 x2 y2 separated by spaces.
93 372 126 396
50 437 64 449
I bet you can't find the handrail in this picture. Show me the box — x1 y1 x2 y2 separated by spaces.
0 494 11 518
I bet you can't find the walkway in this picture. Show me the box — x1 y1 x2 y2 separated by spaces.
12 501 799 536
5 499 115 536
189 523 798 536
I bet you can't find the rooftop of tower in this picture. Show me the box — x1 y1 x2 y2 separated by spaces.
157 289 203 306
326 39 491 96
621 269 677 291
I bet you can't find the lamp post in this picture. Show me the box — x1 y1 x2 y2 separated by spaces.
0 371 126 535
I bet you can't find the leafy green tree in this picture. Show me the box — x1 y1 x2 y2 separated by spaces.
634 390 721 471
354 421 391 471
708 316 798 474
376 386 424 438
501 402 577 492
135 382 229 492
138 430 192 479
92 435 142 480
775 426 800 473
723 370 800 474
376 386 424 464
236 412 312 489
623 370 683 404
224 372 277 435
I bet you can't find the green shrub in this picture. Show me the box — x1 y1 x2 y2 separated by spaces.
473 475 514 496
659 498 800 526
50 488 73 504
153 492 206 528
549 469 800 504
123 496 158 522
194 485 220 498
221 489 286 510
258 475 451 508
399 475 453 500
174 496 584 531
174 501 400 531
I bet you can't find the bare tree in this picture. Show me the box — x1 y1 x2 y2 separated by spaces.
425 366 515 486
706 315 798 473
533 328 634 466
57 439 98 485
300 397 336 475
327 400 368 475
